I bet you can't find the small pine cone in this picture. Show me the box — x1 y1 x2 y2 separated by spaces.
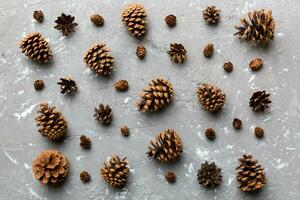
205 128 216 140
80 171 91 183
196 83 226 112
249 91 271 112
121 3 147 38
165 171 176 183
136 45 146 59
202 6 220 24
147 129 183 162
234 9 275 45
165 15 176 27
34 80 44 91
80 135 91 148
33 10 44 22
197 161 222 188
33 150 69 184
54 13 78 36
136 78 174 112
120 125 130 137
35 103 68 141
83 43 114 76
94 104 112 125
114 80 129 91
236 154 267 192
233 118 242 129
167 43 187 63
90 14 104 26
223 62 233 73
254 127 264 138
19 32 52 64
203 43 214 58
101 155 129 187
57 77 77 95
249 58 263 71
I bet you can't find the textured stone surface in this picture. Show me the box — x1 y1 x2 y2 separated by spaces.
0 0 299 199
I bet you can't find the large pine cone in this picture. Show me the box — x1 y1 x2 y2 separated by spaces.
32 150 69 184
147 129 183 162
136 78 174 112
197 161 222 187
196 83 226 112
101 155 129 187
83 43 114 76
202 6 220 24
236 154 267 192
167 43 187 63
249 91 271 112
19 32 52 64
234 9 275 45
121 3 147 38
35 103 68 141
94 104 113 124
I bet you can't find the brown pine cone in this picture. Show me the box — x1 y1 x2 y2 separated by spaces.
80 171 91 183
94 104 112 124
90 14 104 26
147 129 183 162
121 3 147 38
120 125 130 137
249 58 263 71
80 135 91 148
35 103 68 141
202 6 220 24
223 62 233 73
167 43 187 63
203 43 214 58
115 80 129 91
136 78 174 112
83 43 114 76
165 15 176 27
34 80 44 91
234 9 275 45
236 154 267 192
101 155 129 187
205 128 216 140
19 32 52 64
33 10 44 22
196 83 226 112
136 45 146 59
249 91 271 112
233 118 242 129
57 77 77 95
54 13 78 36
32 150 69 184
197 161 222 187
165 171 176 183
254 127 264 138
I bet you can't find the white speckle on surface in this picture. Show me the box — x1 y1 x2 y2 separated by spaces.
24 163 30 169
196 148 209 160
18 90 24 95
3 151 18 164
277 32 285 37
275 159 289 169
124 97 130 103
248 75 255 83
28 187 46 200
226 145 234 150
14 104 37 120
76 155 85 161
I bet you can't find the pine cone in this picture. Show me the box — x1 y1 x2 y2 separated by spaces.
120 125 130 137
254 127 264 138
35 103 68 141
114 80 129 91
202 6 220 24
197 161 222 188
165 15 177 27
83 43 114 76
205 128 216 140
94 104 112 124
223 62 233 73
234 9 275 45
233 118 242 129
249 58 263 71
203 43 214 58
249 91 271 112
101 155 129 187
136 78 174 112
121 3 147 38
147 129 183 162
196 83 226 112
57 77 77 95
34 80 44 91
165 171 176 183
236 154 267 192
33 10 44 22
54 13 78 36
32 150 69 184
167 43 187 63
90 14 104 26
80 135 91 149
136 45 146 59
19 32 52 64
80 171 91 183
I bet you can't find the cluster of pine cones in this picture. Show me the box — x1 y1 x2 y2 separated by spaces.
20 2 275 195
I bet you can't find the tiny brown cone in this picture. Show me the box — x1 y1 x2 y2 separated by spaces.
202 6 220 24
94 104 113 124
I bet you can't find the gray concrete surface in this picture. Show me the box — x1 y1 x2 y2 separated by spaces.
1 0 300 199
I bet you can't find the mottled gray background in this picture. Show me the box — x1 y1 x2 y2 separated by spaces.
0 0 299 199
